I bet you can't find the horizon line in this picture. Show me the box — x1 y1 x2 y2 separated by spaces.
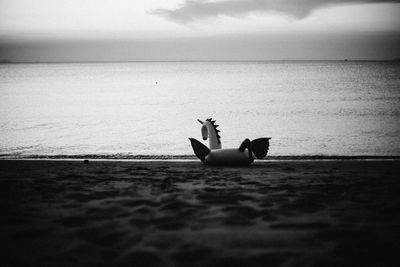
1 59 400 64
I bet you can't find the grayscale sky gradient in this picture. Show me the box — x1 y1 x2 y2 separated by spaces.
0 0 399 61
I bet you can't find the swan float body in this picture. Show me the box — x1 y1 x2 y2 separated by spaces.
189 118 270 166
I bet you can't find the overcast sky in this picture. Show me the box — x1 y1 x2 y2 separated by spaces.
0 0 399 61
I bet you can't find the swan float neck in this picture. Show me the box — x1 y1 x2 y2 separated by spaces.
198 118 221 150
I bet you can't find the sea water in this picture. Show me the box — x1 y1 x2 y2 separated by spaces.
0 61 399 157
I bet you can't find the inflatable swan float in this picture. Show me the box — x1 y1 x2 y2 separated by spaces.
189 118 270 166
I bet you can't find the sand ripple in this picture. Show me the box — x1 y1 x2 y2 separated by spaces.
1 160 399 266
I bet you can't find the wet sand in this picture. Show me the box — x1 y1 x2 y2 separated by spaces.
0 160 399 267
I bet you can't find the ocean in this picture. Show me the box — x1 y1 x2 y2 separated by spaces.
0 61 399 158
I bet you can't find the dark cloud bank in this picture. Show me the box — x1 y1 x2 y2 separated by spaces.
1 32 400 62
152 0 400 22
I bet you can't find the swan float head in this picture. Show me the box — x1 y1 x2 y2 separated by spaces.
189 118 271 166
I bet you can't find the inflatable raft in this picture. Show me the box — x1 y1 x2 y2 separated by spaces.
189 118 270 166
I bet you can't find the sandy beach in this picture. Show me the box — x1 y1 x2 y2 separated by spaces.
0 159 399 267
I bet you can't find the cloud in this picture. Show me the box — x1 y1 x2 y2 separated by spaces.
151 0 400 23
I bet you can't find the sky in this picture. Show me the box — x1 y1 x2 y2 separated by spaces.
0 0 399 61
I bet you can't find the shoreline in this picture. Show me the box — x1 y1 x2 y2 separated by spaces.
1 154 399 161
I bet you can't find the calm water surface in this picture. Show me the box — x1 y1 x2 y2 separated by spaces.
0 61 399 156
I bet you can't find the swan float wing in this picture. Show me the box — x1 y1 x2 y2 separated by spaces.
251 138 271 159
189 138 210 162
